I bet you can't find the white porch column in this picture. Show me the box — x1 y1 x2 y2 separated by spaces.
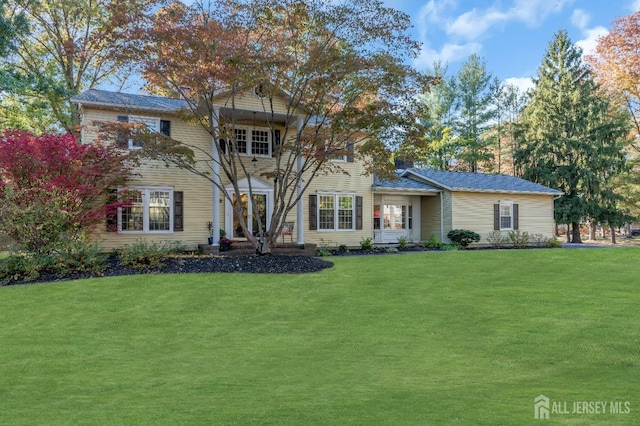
296 116 304 244
211 107 221 246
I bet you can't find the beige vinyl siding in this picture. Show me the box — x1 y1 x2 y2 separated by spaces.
451 191 555 245
442 190 453 242
303 160 374 247
213 90 292 115
82 108 218 251
420 194 442 241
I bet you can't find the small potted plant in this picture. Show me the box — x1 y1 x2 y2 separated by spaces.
219 236 233 251
206 222 226 245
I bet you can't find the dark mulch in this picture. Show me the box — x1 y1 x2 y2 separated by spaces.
2 255 334 287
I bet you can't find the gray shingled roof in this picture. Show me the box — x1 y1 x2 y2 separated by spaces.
406 168 562 194
71 89 188 113
373 173 440 192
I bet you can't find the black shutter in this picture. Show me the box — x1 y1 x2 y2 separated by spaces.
494 204 500 230
355 196 363 230
160 120 171 136
513 203 519 230
219 138 226 154
346 140 355 163
106 188 118 232
272 129 280 157
309 195 317 230
174 191 184 232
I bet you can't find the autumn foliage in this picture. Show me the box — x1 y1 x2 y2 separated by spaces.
0 130 133 254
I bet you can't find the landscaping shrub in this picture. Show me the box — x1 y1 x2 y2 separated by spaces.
508 230 530 249
424 234 442 249
117 240 184 270
546 237 563 248
486 230 506 248
447 229 480 248
360 237 374 250
397 236 408 249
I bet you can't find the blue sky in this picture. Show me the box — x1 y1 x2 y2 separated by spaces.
389 0 640 92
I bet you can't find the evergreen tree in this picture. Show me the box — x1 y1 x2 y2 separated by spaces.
515 30 630 243
454 54 495 172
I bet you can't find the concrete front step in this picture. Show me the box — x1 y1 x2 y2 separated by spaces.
197 242 317 257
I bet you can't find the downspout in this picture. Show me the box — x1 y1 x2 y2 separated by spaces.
296 116 304 245
211 107 221 246
440 191 444 242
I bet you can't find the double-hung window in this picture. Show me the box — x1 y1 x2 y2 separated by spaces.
318 193 355 231
119 187 173 233
118 115 171 150
500 202 513 230
228 126 272 157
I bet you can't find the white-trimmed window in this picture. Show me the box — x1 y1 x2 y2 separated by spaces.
500 202 513 230
119 187 173 233
227 126 272 157
117 115 171 150
318 193 355 231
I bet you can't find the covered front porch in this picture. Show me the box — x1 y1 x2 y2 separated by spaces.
372 192 443 244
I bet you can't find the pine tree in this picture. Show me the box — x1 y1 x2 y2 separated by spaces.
515 30 630 243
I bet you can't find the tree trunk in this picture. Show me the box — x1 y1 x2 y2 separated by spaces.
610 226 617 244
589 222 597 241
566 224 571 243
254 236 272 255
571 222 582 244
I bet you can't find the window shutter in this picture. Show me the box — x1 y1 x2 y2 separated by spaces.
272 129 280 157
106 189 118 232
309 194 317 230
493 204 500 230
219 138 226 154
355 196 363 230
346 141 355 163
173 191 184 232
513 203 519 230
160 120 171 136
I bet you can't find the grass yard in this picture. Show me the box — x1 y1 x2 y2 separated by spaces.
1 248 639 425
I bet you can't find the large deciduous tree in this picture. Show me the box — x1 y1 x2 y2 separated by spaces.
113 0 428 255
1 0 164 134
0 130 133 254
515 31 630 243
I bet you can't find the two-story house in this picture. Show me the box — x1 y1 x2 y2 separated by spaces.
72 88 561 252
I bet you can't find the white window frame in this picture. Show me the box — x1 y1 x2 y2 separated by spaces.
228 125 272 157
118 186 174 234
499 202 514 231
127 115 161 150
317 192 356 232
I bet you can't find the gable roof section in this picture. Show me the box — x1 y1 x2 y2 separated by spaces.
373 173 440 193
71 89 188 114
404 168 562 195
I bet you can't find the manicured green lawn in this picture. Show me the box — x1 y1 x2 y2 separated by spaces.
1 248 639 425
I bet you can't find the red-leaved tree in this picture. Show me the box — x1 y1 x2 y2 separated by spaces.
0 130 133 254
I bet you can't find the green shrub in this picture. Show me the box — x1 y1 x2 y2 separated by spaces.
486 230 506 248
360 237 374 250
316 249 332 257
117 240 184 270
386 247 399 254
530 233 547 248
440 243 460 251
0 252 52 285
337 244 349 253
546 237 563 248
508 230 530 249
424 234 442 249
447 229 480 248
397 236 408 249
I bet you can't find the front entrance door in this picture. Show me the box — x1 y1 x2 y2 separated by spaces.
232 193 267 238
374 196 414 243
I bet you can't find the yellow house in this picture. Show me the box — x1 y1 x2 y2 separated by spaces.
71 89 561 251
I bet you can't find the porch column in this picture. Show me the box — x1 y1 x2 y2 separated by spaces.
439 191 444 242
296 116 304 244
211 107 221 246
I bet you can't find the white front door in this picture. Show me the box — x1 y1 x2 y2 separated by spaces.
374 196 414 243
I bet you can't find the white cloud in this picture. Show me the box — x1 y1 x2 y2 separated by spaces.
571 9 590 29
414 42 481 70
510 0 575 27
504 77 535 93
575 26 608 56
447 8 508 40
